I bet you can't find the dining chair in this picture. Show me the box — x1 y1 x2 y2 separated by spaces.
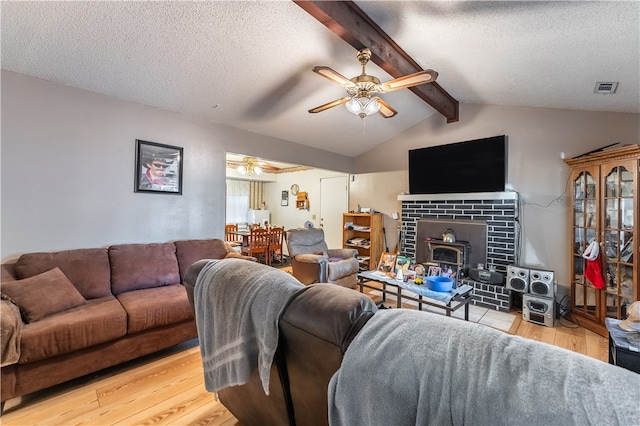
241 227 270 264
225 223 241 247
267 226 285 265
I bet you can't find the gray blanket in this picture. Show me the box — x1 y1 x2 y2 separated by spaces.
329 309 640 426
194 258 303 394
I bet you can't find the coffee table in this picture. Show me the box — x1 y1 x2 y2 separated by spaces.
357 271 474 320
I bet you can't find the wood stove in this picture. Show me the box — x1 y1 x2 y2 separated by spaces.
427 239 471 275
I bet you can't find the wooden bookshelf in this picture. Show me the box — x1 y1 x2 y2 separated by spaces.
343 213 384 271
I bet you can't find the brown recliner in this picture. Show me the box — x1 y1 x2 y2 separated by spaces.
183 259 377 426
285 227 359 288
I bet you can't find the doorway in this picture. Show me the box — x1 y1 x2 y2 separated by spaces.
320 176 348 248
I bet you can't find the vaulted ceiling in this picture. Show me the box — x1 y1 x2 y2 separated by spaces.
2 1 638 159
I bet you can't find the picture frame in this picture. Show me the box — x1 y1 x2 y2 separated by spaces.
281 190 289 206
135 140 183 194
395 255 411 276
377 252 397 275
440 264 458 280
427 265 442 277
413 264 425 277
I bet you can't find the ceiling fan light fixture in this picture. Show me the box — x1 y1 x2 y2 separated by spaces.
310 48 438 119
237 157 263 176
346 96 380 118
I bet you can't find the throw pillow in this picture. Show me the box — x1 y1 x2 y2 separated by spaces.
1 267 86 323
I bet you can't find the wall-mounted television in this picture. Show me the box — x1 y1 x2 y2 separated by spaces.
408 135 507 195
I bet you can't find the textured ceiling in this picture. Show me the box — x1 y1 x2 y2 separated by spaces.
2 1 638 159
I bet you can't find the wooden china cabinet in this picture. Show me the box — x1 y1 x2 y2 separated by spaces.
564 145 639 336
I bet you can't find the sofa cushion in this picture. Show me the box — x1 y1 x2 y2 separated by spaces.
174 239 229 282
116 284 194 334
18 296 127 363
109 243 180 295
14 248 111 299
1 267 87 323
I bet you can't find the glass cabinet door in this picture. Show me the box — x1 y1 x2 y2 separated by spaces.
602 161 636 319
567 146 639 336
571 168 599 319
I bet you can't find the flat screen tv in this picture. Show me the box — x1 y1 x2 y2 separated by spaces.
409 135 507 195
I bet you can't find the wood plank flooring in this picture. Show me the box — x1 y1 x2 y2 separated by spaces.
2 297 609 426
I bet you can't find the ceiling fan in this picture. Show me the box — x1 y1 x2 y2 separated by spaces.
309 48 438 119
228 157 274 176
226 156 313 175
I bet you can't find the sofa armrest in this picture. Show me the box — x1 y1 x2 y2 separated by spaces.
293 253 328 264
327 248 358 259
326 257 359 281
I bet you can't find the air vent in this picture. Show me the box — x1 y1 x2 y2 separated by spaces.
594 82 618 94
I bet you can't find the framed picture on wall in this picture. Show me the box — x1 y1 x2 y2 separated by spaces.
135 140 183 194
281 190 289 206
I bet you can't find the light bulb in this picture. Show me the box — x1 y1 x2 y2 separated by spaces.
363 98 381 115
345 96 380 118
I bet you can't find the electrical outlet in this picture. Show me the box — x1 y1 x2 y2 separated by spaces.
312 214 316 220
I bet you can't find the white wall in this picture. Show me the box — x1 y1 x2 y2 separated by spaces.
262 169 344 229
0 71 354 262
352 103 640 294
349 171 407 253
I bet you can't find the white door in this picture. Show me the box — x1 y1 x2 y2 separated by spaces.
320 176 348 249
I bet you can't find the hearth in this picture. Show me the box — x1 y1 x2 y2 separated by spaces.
399 192 518 312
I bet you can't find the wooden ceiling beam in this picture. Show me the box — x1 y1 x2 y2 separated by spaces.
293 0 459 123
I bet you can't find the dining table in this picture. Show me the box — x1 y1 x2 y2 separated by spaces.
229 230 251 247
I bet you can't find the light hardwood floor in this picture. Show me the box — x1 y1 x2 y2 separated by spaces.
2 294 609 426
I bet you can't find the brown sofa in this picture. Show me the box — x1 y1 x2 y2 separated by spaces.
0 238 252 411
185 260 640 426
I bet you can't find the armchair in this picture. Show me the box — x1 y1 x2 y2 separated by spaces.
285 227 359 288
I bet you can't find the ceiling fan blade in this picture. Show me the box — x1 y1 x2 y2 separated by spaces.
379 70 438 92
373 97 397 118
312 66 356 88
309 96 351 114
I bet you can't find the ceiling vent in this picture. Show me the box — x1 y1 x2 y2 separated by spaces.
594 82 618 94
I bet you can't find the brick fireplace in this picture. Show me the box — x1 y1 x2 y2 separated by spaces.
399 192 519 312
